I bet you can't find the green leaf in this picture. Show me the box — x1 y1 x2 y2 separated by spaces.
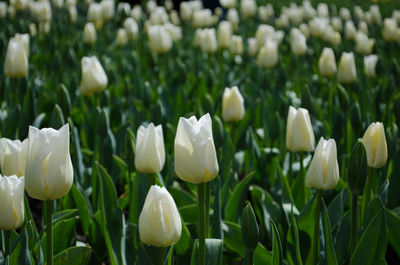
174 217 192 255
225 172 255 222
205 239 223 265
350 208 387 265
286 205 303 265
70 184 91 236
321 200 338 265
386 208 400 257
41 217 77 255
271 219 283 265
241 202 259 251
53 246 92 265
254 243 272 265
348 141 368 196
9 228 32 265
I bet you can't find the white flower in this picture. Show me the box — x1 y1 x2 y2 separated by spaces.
286 106 315 152
337 52 357 84
80 56 108 95
0 138 28 177
361 122 387 168
364 54 378 78
0 175 24 230
222 86 245 122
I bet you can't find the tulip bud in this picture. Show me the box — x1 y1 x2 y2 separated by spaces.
4 33 29 78
331 17 343 32
347 141 368 196
80 56 107 95
299 23 310 38
370 5 382 25
217 21 232 49
220 0 236 9
230 35 243 55
355 32 374 55
361 122 388 168
130 5 142 21
25 124 73 201
148 25 172 53
150 6 169 25
29 23 37 37
286 106 315 152
358 21 368 34
200 28 217 54
116 28 128 46
135 123 165 174
241 203 259 251
165 23 182 42
0 2 7 18
309 17 328 38
276 14 289 29
87 2 103 29
0 175 24 230
364 55 378 78
318 47 337 78
180 2 192 21
306 137 339 190
139 185 181 247
192 9 213 28
0 138 28 177
337 52 357 84
52 0 64 9
83 22 97 45
317 3 329 17
69 5 78 23
339 7 351 20
257 40 278 68
227 8 239 30
124 18 138 40
345 20 357 40
241 0 257 19
101 0 114 21
222 86 245 122
247 37 258 56
38 21 51 35
174 113 219 184
382 18 398 42
290 28 307 56
170 10 180 25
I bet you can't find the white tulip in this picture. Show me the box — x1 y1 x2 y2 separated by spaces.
69 6 77 23
247 37 258 56
364 54 378 78
148 25 172 53
276 14 289 29
0 175 24 230
290 28 307 56
83 23 97 45
200 28 217 54
299 23 310 38
286 106 315 152
358 21 368 34
382 18 398 42
80 56 108 95
139 185 181 247
256 24 275 48
220 0 236 9
0 2 7 18
369 5 382 25
227 8 239 30
222 86 245 122
174 113 219 184
124 18 139 40
87 2 103 29
345 20 357 40
361 122 387 168
355 32 374 55
29 23 37 37
25 124 73 201
116 28 128 46
180 2 192 21
241 0 257 19
150 6 169 25
337 52 357 84
309 17 329 38
257 40 278 68
217 21 232 49
339 7 351 20
317 3 329 17
318 47 337 78
230 35 243 55
331 17 343 32
165 23 182 42
306 138 339 190
135 123 165 174
101 0 114 21
192 9 213 28
4 33 29 78
0 138 28 177
130 5 142 21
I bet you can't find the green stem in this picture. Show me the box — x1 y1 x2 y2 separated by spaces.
349 194 358 255
299 152 306 208
243 248 254 265
311 190 322 265
46 200 53 265
289 152 293 183
205 182 210 238
360 167 373 225
147 173 155 189
154 247 165 265
4 230 10 259
197 183 205 265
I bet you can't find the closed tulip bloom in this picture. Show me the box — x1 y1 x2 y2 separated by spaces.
339 7 351 20
116 28 128 46
87 2 103 29
364 55 378 78
345 20 357 40
361 122 387 168
135 123 165 174
0 175 24 230
4 34 29 78
306 138 339 190
222 86 245 122
241 0 257 19
29 23 37 37
124 18 139 40
358 21 368 34
355 32 374 55
69 6 78 23
101 0 114 21
0 138 28 177
247 37 258 56
319 47 337 77
276 14 289 29
193 28 205 47
25 124 73 201
180 2 192 21
337 52 357 84
200 28 217 54
150 6 169 25
217 21 232 49
0 2 7 18
256 24 275 48
257 40 278 68
139 185 181 247
309 17 328 38
227 8 239 30
165 23 182 42
83 22 97 45
382 18 398 42
331 17 343 32
286 106 315 152
299 23 310 38
220 0 236 9
148 25 172 53
230 35 243 55
174 113 219 184
290 28 307 56
130 5 142 21
81 56 108 95
192 9 213 28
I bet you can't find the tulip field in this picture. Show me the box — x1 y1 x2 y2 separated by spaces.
2 0 400 264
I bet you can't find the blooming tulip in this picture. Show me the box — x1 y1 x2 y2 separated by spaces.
0 2 7 18
345 20 357 40
25 124 73 201
286 106 315 152
318 47 337 78
382 18 398 42
227 8 239 29
361 122 387 168
135 123 165 174
0 138 27 177
200 28 217 54
124 18 139 40
355 32 374 55
337 52 357 84
257 40 278 68
290 28 307 56
222 86 245 122
87 2 103 29
306 138 339 190
138 185 181 247
217 21 232 49
247 37 258 56
0 175 24 230
364 55 378 78
220 0 236 9
148 25 172 53
116 28 128 46
241 0 257 19
83 22 97 45
101 0 114 21
80 56 108 95
192 9 212 28
230 35 243 55
174 113 219 184
4 33 29 78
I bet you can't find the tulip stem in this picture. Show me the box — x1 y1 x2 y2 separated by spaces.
360 167 373 225
197 183 205 265
154 247 165 265
349 194 358 255
311 190 322 265
46 200 53 265
299 152 306 208
4 230 10 259
205 182 210 238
